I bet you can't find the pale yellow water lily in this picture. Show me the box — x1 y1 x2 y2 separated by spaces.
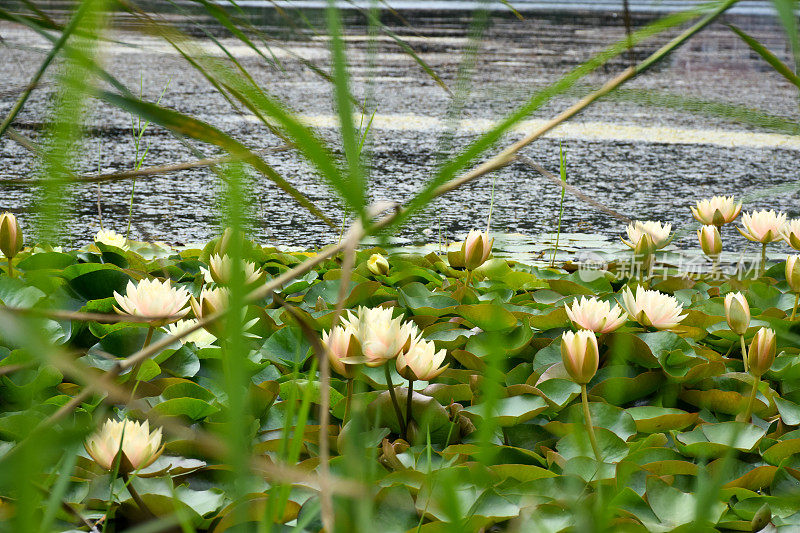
94 228 129 251
85 419 163 472
367 253 390 276
321 324 360 378
622 221 672 251
724 292 750 335
0 212 23 259
396 336 448 381
690 195 742 226
621 286 687 330
342 306 419 367
560 330 599 385
113 278 190 326
783 219 800 250
747 327 776 378
737 209 787 243
564 296 626 334
208 253 264 286
164 319 217 348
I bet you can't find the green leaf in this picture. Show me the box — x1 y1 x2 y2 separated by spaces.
152 397 218 421
463 394 547 427
259 326 312 367
62 263 132 301
455 303 517 331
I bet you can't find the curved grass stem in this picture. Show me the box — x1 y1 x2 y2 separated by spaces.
581 384 602 462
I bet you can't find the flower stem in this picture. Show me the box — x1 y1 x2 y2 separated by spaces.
344 378 353 423
6 257 12 279
405 378 414 441
129 326 155 402
760 242 767 277
743 375 760 423
581 384 602 462
792 293 799 321
740 334 748 373
121 472 154 518
384 365 406 435
466 270 473 288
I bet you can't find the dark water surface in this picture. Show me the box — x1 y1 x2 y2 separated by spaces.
0 3 798 257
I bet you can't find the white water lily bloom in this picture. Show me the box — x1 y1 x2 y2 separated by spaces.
396 336 448 381
690 195 742 226
783 219 800 250
208 254 264 286
565 296 627 334
342 306 419 366
85 419 163 472
621 286 687 330
165 319 217 348
113 278 190 326
622 221 672 251
738 210 787 243
94 229 129 251
321 324 360 378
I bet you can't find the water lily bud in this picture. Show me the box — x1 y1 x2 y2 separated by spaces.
747 327 776 377
724 292 750 336
85 419 163 473
560 330 599 385
697 225 722 258
0 212 23 259
190 287 229 319
787 255 800 293
783 219 800 250
461 230 493 270
321 324 360 378
367 253 390 276
396 337 448 381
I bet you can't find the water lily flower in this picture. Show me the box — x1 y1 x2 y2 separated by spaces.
564 296 627 334
164 319 217 348
787 255 800 293
208 254 264 286
747 327 776 378
367 253 390 276
462 230 493 270
560 330 599 385
0 212 23 259
321 324 360 378
94 228 129 251
737 210 787 243
724 292 750 336
342 306 418 366
698 225 722 258
621 286 687 330
690 195 742 226
622 221 672 251
114 279 190 326
396 336 448 381
783 219 800 250
85 419 163 472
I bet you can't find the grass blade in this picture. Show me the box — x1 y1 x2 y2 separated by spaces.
728 23 800 89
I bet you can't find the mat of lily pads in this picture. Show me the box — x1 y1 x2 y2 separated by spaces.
2 235 800 532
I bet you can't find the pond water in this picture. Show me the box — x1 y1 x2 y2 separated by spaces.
0 2 798 263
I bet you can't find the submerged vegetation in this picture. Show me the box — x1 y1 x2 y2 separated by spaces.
0 0 799 531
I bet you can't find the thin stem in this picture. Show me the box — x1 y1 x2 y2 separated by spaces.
740 334 748 373
792 293 799 321
405 378 414 441
743 375 761 423
580 384 602 462
128 326 154 402
344 378 353 423
121 472 154 518
760 242 767 277
466 270 473 288
6 257 13 279
384 365 406 435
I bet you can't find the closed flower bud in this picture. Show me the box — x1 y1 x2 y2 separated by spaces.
747 327 776 377
698 225 722 258
0 212 23 259
560 330 599 385
461 230 493 270
367 253 390 276
321 324 361 378
783 219 800 250
787 255 800 293
396 337 448 381
724 292 750 336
